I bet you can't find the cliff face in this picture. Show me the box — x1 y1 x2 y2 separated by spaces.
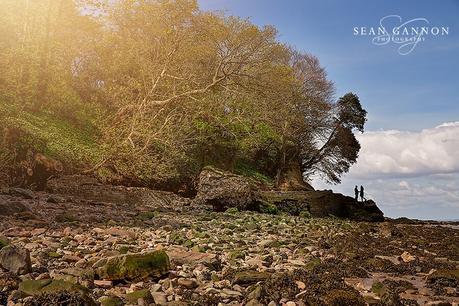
194 168 384 222
258 190 384 222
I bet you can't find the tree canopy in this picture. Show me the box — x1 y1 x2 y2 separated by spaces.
0 0 367 190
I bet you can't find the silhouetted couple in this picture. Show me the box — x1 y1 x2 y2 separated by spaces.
354 185 364 202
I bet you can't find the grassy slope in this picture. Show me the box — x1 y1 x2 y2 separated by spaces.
0 101 104 170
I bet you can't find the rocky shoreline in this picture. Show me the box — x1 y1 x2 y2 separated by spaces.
0 175 458 305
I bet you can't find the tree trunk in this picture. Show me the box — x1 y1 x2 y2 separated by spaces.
277 159 314 191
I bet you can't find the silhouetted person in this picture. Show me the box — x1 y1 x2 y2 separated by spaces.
360 185 365 202
354 186 359 201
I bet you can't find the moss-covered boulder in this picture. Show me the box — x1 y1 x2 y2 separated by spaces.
233 270 271 285
23 291 96 306
94 250 170 281
98 295 124 306
125 289 154 304
19 279 96 306
51 267 95 288
19 279 87 295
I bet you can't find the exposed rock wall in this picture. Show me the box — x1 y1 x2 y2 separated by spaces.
195 168 384 221
43 169 383 221
46 175 190 211
259 190 384 221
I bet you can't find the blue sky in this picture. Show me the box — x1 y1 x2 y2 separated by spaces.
199 0 459 220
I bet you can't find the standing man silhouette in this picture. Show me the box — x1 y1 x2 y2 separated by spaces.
354 186 359 201
360 185 365 202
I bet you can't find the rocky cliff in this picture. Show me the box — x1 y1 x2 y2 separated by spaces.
194 167 384 222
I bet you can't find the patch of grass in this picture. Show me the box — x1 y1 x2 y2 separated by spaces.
101 250 170 280
234 160 273 185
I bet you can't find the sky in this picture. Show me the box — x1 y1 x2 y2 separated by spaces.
199 0 459 220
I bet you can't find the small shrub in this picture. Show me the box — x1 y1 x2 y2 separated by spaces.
260 201 278 215
299 210 312 218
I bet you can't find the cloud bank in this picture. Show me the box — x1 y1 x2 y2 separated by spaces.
313 122 459 219
350 122 459 179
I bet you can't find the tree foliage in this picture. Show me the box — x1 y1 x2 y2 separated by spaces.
0 0 367 189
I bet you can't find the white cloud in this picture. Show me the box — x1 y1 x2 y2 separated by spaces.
312 122 459 219
350 122 459 179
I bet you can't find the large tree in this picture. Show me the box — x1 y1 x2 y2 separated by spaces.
0 0 367 189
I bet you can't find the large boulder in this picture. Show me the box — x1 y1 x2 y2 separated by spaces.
0 245 32 275
0 195 30 216
194 167 259 211
18 279 96 306
93 250 170 281
303 190 384 221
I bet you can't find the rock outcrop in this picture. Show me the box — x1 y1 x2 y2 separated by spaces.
194 167 259 211
195 168 384 221
259 190 384 221
46 175 189 211
260 190 384 222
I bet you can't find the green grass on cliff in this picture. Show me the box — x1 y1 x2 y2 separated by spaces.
0 101 104 169
234 160 274 185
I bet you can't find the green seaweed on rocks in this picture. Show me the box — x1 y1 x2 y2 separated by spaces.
96 250 170 281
